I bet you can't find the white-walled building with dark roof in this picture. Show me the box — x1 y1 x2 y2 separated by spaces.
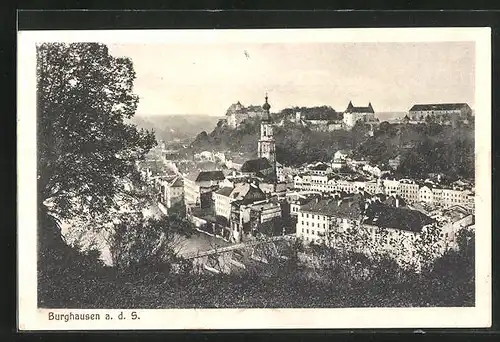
408 103 472 124
342 101 378 128
183 170 226 208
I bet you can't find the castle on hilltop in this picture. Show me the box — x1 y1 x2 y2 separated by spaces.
225 101 267 128
342 101 379 128
290 101 380 131
224 98 381 133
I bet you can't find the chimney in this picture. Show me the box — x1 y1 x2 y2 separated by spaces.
315 197 319 204
395 196 400 208
337 199 342 206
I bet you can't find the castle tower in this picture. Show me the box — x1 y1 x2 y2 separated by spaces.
258 93 276 177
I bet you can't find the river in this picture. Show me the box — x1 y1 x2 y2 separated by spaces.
61 201 232 266
144 202 232 258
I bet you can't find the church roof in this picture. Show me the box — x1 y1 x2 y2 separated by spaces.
230 155 248 164
241 157 272 173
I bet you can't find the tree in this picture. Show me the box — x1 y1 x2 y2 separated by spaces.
169 199 187 220
259 217 287 237
412 223 444 272
108 212 191 273
424 114 436 124
37 43 156 229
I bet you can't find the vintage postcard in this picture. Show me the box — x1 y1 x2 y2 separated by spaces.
18 27 491 330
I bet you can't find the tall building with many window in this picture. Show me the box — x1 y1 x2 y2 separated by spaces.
408 103 472 124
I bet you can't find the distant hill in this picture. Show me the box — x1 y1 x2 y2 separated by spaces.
131 115 222 142
191 112 474 179
191 115 357 166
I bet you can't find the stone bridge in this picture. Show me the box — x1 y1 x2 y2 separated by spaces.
183 234 295 260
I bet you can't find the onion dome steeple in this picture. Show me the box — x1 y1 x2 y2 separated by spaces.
262 93 271 121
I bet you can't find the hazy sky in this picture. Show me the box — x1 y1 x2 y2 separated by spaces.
108 41 475 116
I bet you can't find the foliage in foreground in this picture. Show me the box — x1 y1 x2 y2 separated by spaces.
38 226 474 309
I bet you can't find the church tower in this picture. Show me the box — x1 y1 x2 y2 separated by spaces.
258 93 276 175
375 177 386 195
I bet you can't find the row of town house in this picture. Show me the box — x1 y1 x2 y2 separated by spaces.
293 174 475 212
294 194 474 270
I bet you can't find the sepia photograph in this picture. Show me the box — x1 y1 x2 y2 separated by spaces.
17 27 491 330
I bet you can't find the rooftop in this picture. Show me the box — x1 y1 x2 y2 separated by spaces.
138 159 169 175
309 163 329 171
345 101 375 114
300 197 363 220
251 201 280 212
215 186 234 197
226 101 266 116
364 202 434 233
169 176 184 187
241 157 272 173
230 182 267 204
186 170 226 182
440 205 472 222
302 111 340 121
294 194 323 205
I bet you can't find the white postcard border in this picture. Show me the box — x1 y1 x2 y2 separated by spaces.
17 27 492 330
